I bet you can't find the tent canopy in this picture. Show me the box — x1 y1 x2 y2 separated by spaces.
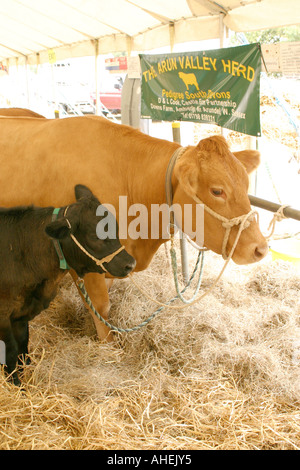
0 0 299 64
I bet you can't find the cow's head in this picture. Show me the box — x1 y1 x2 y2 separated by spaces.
45 184 136 277
173 135 268 265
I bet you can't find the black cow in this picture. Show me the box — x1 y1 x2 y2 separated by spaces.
0 184 135 385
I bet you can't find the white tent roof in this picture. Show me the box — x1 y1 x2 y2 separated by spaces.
0 0 299 64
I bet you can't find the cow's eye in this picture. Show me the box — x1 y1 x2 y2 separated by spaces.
211 188 224 197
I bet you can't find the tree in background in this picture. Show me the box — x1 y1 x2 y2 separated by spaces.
231 25 300 45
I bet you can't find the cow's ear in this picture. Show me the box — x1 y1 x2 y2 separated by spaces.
233 150 260 174
75 184 95 201
45 219 71 240
173 152 200 199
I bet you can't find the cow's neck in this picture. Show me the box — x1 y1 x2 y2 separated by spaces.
111 132 181 272
110 127 180 206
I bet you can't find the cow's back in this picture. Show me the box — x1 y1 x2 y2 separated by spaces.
0 107 45 118
0 116 102 208
0 115 173 211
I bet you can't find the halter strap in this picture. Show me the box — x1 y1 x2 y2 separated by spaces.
165 146 187 226
165 147 258 260
52 207 125 273
192 194 257 260
51 208 70 270
69 234 125 272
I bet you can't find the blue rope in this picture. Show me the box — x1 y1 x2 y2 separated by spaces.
77 249 205 333
170 246 205 303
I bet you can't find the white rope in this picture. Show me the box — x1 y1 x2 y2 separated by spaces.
63 204 126 272
192 194 258 260
129 208 256 310
183 233 208 252
130 144 260 309
265 205 290 240
69 234 125 272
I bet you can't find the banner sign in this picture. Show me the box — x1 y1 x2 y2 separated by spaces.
105 57 128 73
140 43 261 136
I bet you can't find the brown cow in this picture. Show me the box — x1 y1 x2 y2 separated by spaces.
0 115 268 340
0 107 45 118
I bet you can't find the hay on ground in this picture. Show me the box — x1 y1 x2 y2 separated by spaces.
0 242 300 450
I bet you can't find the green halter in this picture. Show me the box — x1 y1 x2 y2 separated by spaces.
51 208 70 270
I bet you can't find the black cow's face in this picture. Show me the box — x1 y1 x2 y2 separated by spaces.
45 184 136 278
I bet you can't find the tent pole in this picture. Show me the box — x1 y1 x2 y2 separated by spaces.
169 22 175 52
5 58 10 106
36 53 41 113
16 57 22 107
169 21 189 285
172 122 190 285
50 63 59 118
94 39 100 115
219 13 226 48
219 13 225 136
25 56 30 109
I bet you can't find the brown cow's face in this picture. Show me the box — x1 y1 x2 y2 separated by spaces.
173 135 268 265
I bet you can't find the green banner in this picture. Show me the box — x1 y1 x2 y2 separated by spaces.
140 44 261 136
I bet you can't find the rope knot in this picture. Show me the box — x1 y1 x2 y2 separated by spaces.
271 205 289 224
222 214 252 230
222 219 239 229
267 204 290 239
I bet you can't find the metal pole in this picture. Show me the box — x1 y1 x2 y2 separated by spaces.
219 13 226 137
172 121 181 144
51 63 59 118
94 39 100 116
219 13 225 48
249 195 300 222
172 121 190 285
25 56 30 109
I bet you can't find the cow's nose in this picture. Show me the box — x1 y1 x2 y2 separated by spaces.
124 259 136 274
254 242 269 261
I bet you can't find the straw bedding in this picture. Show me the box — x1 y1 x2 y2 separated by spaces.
1 243 299 450
1 83 299 450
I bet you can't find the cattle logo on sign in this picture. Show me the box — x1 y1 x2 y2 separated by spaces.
140 43 262 137
179 72 199 90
